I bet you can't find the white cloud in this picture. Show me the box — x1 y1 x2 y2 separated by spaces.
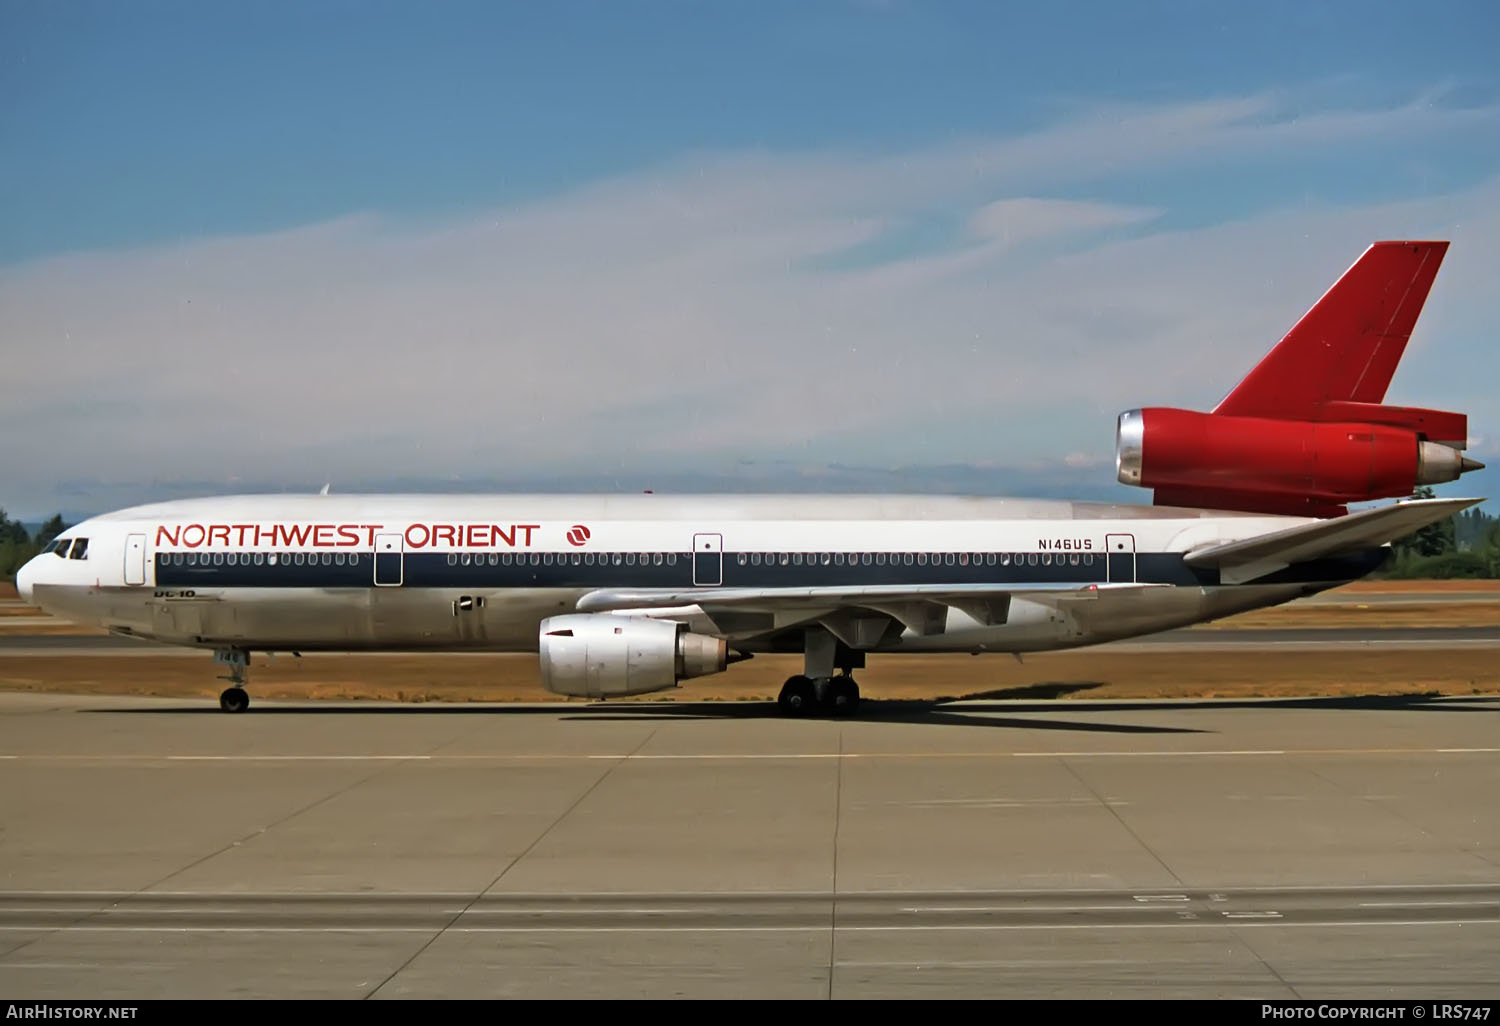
968 198 1160 245
2 90 1498 515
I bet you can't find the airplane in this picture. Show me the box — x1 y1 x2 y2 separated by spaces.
15 240 1485 716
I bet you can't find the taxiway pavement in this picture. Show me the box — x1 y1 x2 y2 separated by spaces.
0 690 1496 998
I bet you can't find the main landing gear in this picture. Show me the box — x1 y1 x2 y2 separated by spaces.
776 630 862 717
215 648 251 713
777 674 860 717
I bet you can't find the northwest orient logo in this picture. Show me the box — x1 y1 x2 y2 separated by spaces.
566 525 592 546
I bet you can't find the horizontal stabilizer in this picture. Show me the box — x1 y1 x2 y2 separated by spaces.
1183 497 1479 575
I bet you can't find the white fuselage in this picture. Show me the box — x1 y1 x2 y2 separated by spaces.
16 493 1380 655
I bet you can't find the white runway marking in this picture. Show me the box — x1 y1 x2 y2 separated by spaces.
1358 901 1500 909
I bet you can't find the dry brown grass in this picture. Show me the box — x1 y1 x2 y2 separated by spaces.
2 577 1496 704
0 648 1494 705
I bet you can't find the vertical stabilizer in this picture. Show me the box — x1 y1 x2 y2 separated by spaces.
1214 241 1448 419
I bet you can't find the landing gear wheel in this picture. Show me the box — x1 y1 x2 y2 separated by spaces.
219 687 250 714
827 676 860 717
777 675 816 716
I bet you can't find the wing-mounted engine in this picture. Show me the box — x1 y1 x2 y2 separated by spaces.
538 614 728 698
1116 407 1482 517
1113 240 1482 518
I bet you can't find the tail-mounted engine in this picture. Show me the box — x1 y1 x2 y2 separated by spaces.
1116 406 1482 517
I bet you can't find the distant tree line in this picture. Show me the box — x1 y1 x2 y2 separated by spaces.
1380 488 1500 578
0 510 68 580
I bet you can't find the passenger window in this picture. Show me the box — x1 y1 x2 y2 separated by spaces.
945 553 956 566
654 553 662 566
625 553 635 566
917 553 927 566
751 553 761 566
1028 553 1038 566
1070 553 1080 566
447 554 457 566
254 552 265 566
903 553 913 565
227 553 238 566
666 553 676 565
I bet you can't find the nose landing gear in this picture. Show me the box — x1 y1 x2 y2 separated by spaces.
214 648 251 713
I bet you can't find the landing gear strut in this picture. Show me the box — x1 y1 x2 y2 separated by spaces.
214 648 251 713
777 631 862 717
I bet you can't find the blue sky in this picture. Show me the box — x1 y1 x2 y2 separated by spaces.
2 1 1499 517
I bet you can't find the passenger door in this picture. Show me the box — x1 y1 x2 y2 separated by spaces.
374 533 404 586
124 533 147 586
692 533 722 586
1105 534 1136 583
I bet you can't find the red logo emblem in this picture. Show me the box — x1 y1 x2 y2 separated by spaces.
566 525 591 546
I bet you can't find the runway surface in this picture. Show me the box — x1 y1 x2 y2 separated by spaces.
0 690 1497 998
2 625 1498 655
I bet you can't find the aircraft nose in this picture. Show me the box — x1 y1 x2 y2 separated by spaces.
16 556 38 604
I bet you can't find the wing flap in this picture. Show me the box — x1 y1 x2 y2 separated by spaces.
576 581 1161 616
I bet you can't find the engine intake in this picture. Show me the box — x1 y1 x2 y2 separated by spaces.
538 614 728 698
1116 407 1481 505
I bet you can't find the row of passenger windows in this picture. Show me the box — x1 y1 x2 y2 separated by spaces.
446 552 681 567
442 551 1098 568
158 551 365 567
734 551 1099 567
157 550 1101 570
49 538 89 560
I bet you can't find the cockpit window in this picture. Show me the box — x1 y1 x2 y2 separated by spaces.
50 538 70 556
68 538 89 560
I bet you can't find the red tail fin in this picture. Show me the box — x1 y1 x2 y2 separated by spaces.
1214 241 1448 419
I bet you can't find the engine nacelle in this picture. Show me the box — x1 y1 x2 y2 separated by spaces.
1116 407 1471 503
538 614 728 698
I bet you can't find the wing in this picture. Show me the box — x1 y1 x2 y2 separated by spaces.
577 581 1167 646
1184 496 1479 584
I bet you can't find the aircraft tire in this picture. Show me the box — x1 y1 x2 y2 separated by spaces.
777 676 816 716
827 676 860 717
